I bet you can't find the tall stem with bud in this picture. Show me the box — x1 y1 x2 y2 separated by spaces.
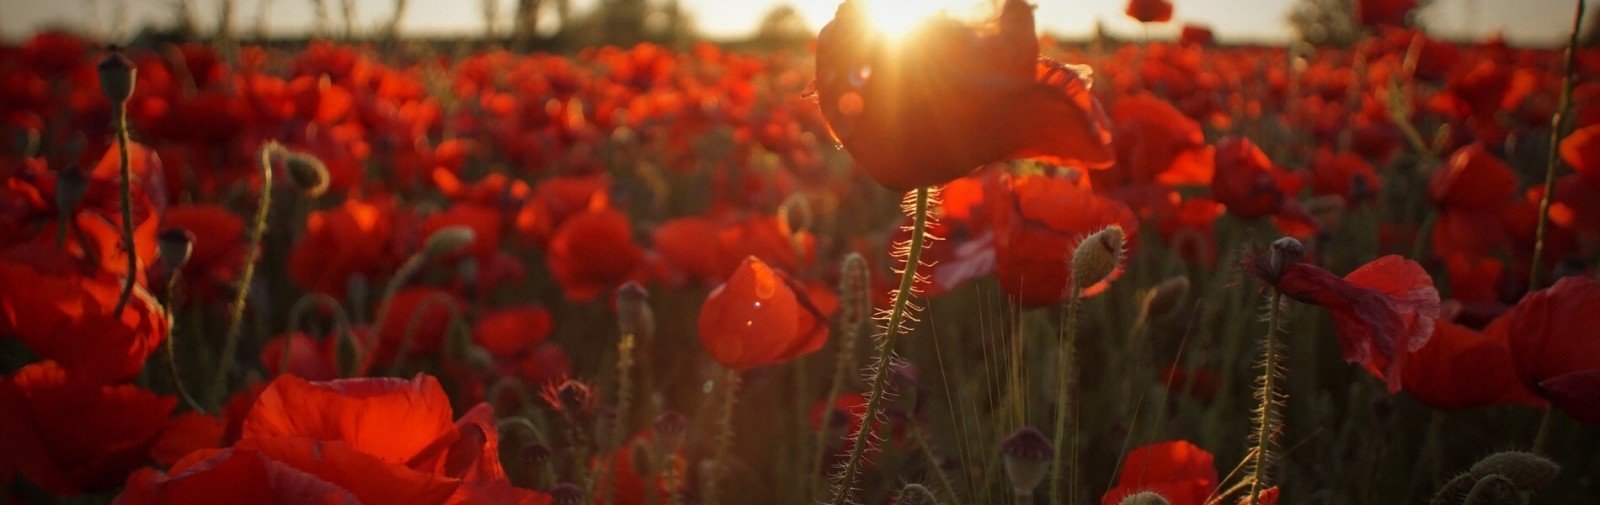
830 187 937 504
210 143 277 403
98 47 139 317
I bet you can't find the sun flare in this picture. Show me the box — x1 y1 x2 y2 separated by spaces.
856 0 991 39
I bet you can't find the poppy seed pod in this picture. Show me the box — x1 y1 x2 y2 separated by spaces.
54 167 89 212
1467 451 1560 491
284 151 331 197
615 281 654 341
1265 236 1305 281
1071 225 1124 292
97 46 136 104
519 443 551 464
1118 491 1171 505
548 483 584 505
1140 276 1190 322
1000 426 1054 496
157 227 196 270
422 225 476 258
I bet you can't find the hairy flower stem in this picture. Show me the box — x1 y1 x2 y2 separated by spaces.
912 423 959 502
812 254 869 495
1531 409 1556 454
704 368 740 505
210 143 275 404
1531 0 1587 289
1049 288 1081 505
600 333 636 505
1248 290 1285 505
162 272 204 412
831 187 932 505
112 103 137 317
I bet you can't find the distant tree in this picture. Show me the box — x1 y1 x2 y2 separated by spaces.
752 5 811 48
1287 0 1361 47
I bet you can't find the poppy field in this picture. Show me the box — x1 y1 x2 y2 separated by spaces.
1 0 1599 503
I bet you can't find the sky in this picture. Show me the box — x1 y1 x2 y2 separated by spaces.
0 0 1588 46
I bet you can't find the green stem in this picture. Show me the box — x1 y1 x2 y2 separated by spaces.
1530 0 1586 289
210 144 274 404
1248 290 1284 505
831 186 932 505
704 367 740 505
913 423 959 502
1531 409 1555 454
112 104 137 317
600 333 636 505
1050 288 1082 505
496 417 557 487
162 271 204 412
812 255 868 496
900 483 941 505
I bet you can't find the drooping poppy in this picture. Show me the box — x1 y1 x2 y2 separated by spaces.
814 0 1114 190
989 174 1138 306
546 205 646 303
698 256 828 370
0 244 169 384
1210 137 1302 220
1100 440 1217 505
160 204 247 300
0 361 175 494
1245 254 1441 392
1125 0 1174 23
1395 320 1545 410
1497 276 1600 425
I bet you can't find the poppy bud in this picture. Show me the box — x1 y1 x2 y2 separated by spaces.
1462 474 1516 505
1468 451 1560 491
1265 237 1305 281
283 151 330 197
422 225 476 258
1071 225 1124 292
158 227 196 270
615 281 654 341
54 167 89 212
653 411 688 450
1140 276 1190 322
1118 491 1171 505
97 46 136 104
545 379 593 415
839 252 871 331
1000 426 1054 496
548 482 584 505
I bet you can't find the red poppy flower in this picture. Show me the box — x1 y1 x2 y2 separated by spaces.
592 431 687 505
1105 94 1214 187
116 447 362 505
1356 0 1417 27
814 0 1114 190
149 413 225 468
1395 320 1545 410
1247 254 1441 392
369 287 463 367
1125 0 1174 23
160 204 247 300
1179 25 1215 46
0 361 174 494
989 174 1138 306
472 305 554 358
1100 440 1217 505
1210 137 1303 220
261 332 342 381
1157 197 1225 266
546 205 645 302
1497 276 1600 425
1429 144 1517 212
289 197 401 298
1560 124 1600 184
1310 148 1380 206
0 244 168 383
698 256 828 370
654 212 815 285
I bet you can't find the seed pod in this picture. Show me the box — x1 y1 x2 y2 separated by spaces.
1000 426 1054 496
54 167 89 212
97 46 136 104
1265 236 1305 281
1468 451 1560 491
1072 225 1124 292
422 225 476 258
158 227 196 270
1140 276 1190 322
548 483 584 505
519 443 550 464
1118 491 1172 505
283 151 330 197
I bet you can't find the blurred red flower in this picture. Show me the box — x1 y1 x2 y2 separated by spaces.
1100 440 1217 505
1310 148 1380 206
1210 137 1303 220
369 287 463 367
1395 320 1545 410
472 305 554 358
289 196 402 298
1356 0 1417 28
1247 254 1440 392
0 244 169 383
1429 144 1516 212
1104 94 1214 187
546 205 645 302
1125 0 1174 23
1179 25 1216 47
814 0 1113 190
0 361 174 494
160 204 247 300
698 256 828 370
1497 276 1600 425
990 174 1138 306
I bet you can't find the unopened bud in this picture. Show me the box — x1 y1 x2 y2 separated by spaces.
1140 277 1190 322
1468 451 1560 491
55 167 89 212
519 443 550 464
1000 426 1054 496
1462 474 1516 505
1267 237 1305 280
158 227 196 270
422 225 475 258
839 252 871 330
1119 491 1172 505
1071 225 1124 292
97 46 136 104
548 483 584 505
615 281 654 340
283 151 330 197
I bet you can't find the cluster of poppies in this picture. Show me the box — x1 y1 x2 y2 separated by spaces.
0 0 1597 502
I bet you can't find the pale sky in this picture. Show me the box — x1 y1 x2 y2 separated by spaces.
0 0 1587 46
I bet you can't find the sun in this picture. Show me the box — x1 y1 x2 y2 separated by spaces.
855 0 989 39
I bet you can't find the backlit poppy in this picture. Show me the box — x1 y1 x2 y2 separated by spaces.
1395 320 1545 410
990 174 1138 306
1100 440 1217 505
546 205 645 302
0 244 168 383
0 361 174 494
1105 94 1214 187
159 204 247 300
814 0 1114 190
1210 137 1302 220
1498 276 1600 425
698 256 828 370
289 196 402 298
